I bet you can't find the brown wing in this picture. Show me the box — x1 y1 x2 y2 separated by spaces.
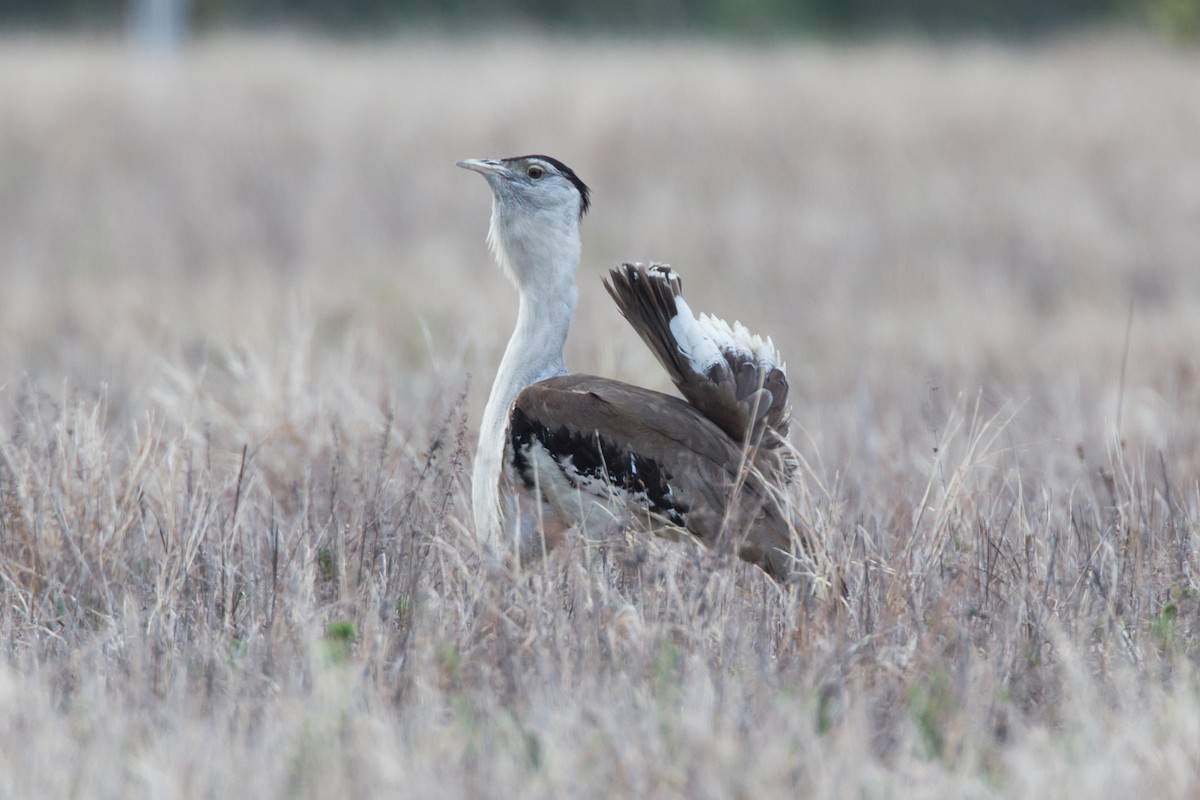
510 373 798 579
603 263 792 479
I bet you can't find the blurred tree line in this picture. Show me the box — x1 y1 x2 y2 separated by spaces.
0 0 1194 38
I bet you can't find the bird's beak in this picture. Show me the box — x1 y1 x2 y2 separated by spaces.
456 158 506 176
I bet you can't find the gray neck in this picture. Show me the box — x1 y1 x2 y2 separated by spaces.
486 281 576 422
473 268 578 557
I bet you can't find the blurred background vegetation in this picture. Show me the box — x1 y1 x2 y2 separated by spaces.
0 0 1196 39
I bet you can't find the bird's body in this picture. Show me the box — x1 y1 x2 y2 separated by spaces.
460 155 798 579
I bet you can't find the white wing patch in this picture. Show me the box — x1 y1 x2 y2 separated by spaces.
668 296 785 377
668 297 725 374
695 313 784 374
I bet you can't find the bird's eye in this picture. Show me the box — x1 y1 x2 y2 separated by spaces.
527 165 544 179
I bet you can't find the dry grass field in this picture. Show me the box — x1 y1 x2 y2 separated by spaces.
1 32 1199 797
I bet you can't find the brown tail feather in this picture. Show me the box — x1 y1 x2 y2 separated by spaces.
603 262 794 480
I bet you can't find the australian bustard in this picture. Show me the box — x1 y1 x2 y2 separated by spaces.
459 154 799 580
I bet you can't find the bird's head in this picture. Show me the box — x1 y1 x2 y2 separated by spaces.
458 155 590 290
